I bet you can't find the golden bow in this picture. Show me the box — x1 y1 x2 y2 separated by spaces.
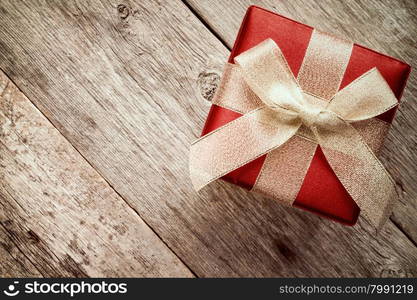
190 38 398 229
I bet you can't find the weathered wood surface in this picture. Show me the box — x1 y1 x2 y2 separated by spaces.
186 0 417 243
0 227 42 277
0 72 193 277
0 0 416 277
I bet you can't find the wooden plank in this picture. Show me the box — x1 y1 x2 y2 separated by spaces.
0 72 193 277
186 0 417 245
0 0 416 277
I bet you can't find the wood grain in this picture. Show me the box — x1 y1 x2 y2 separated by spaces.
0 226 42 277
0 72 193 277
186 0 417 244
0 0 416 277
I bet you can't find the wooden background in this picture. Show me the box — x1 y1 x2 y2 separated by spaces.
0 0 416 277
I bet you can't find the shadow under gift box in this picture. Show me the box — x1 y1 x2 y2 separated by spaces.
201 6 411 225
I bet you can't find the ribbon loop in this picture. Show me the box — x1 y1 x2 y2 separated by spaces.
327 68 398 121
235 39 305 112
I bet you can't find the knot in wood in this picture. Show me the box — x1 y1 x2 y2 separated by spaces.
197 71 220 102
117 4 130 19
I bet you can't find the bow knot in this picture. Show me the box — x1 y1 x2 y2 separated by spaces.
297 102 322 128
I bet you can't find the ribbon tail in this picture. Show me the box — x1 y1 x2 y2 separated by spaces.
314 112 397 229
190 106 301 191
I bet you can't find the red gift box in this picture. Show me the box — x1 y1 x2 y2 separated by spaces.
201 6 411 225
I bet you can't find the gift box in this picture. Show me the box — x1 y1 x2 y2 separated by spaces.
195 6 410 226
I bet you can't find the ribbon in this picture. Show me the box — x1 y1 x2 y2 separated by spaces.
190 31 398 229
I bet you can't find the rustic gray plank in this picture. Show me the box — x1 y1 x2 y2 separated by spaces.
0 0 416 277
186 0 417 245
0 72 193 277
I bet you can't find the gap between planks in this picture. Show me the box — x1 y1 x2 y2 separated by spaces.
0 70 195 277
